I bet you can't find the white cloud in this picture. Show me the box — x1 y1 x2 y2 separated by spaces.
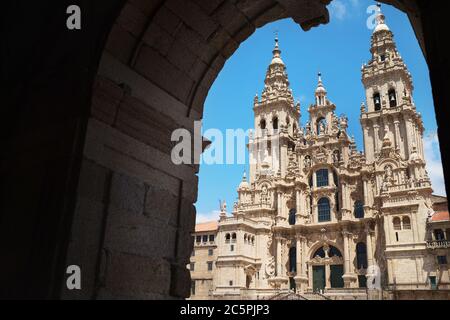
329 0 347 20
196 210 221 223
423 131 447 196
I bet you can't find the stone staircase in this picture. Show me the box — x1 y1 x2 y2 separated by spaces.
266 290 329 300
301 292 330 300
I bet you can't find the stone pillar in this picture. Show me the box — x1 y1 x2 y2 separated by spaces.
394 119 401 152
373 124 380 154
405 116 415 157
343 231 350 273
280 140 287 178
325 263 331 289
296 236 302 274
313 171 317 188
363 125 371 162
276 236 282 277
277 192 282 217
294 235 308 293
341 183 346 209
363 179 369 206
328 169 334 187
366 226 374 268
342 230 355 288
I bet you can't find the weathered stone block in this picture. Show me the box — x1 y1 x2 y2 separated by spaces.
109 172 145 215
144 184 180 226
103 251 171 297
105 23 137 64
134 44 194 103
103 206 177 259
91 77 124 125
143 23 175 57
76 158 109 202
115 95 176 155
165 0 218 40
153 5 183 36
116 2 149 37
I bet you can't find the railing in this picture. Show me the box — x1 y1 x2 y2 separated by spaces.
426 240 450 249
385 180 431 193
238 202 273 210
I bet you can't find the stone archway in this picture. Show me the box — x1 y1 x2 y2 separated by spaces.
1 0 449 300
308 243 344 292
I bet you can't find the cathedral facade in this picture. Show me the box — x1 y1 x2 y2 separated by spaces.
190 6 450 300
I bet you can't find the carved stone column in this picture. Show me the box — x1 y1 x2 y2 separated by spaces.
373 124 380 154
276 236 282 277
295 189 301 223
365 225 374 268
405 116 415 157
294 235 308 292
277 191 282 217
394 119 401 152
342 230 357 288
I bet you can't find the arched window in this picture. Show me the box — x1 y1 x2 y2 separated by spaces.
244 234 247 243
313 247 326 258
289 208 296 225
272 117 278 130
329 246 342 257
393 217 401 230
313 245 341 258
225 233 231 242
356 242 368 269
260 119 266 130
434 229 445 240
231 233 237 242
373 92 381 111
402 216 411 230
289 247 297 273
316 169 329 187
388 89 397 108
318 198 331 222
354 200 364 218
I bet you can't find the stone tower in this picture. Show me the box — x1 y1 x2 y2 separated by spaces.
249 37 300 182
360 4 434 288
361 3 424 164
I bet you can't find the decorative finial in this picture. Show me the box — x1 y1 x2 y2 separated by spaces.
242 169 247 181
374 2 386 27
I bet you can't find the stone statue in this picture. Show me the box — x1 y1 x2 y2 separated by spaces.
319 121 325 135
304 156 311 169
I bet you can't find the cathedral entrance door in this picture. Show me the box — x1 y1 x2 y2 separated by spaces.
330 264 344 288
313 265 325 292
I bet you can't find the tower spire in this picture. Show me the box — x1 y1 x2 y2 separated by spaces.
373 2 390 33
271 34 283 65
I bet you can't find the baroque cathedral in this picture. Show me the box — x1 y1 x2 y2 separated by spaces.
189 5 450 300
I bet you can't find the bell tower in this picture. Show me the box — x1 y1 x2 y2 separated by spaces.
360 3 425 166
249 36 300 183
308 72 336 136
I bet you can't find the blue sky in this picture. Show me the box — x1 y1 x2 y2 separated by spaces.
195 0 446 223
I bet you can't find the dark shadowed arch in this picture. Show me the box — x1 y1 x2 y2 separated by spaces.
1 0 449 300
